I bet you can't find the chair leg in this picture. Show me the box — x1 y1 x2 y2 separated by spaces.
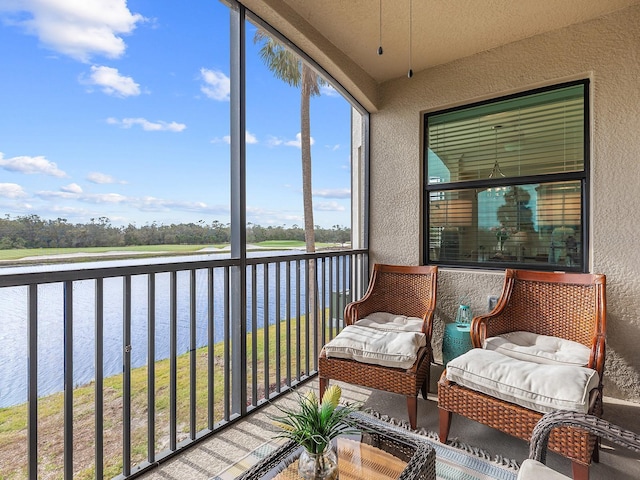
421 366 430 399
439 408 452 444
571 461 589 480
592 438 600 463
319 376 328 397
406 396 417 430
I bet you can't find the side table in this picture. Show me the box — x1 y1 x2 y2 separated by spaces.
442 323 473 366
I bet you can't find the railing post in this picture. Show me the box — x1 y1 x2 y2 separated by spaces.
27 284 38 479
63 280 73 480
229 2 247 417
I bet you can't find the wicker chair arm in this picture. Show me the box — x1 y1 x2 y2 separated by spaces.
529 411 640 465
470 311 511 347
344 298 365 325
589 334 606 376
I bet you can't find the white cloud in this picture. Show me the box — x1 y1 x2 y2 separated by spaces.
321 85 339 97
217 131 258 144
200 68 230 101
36 189 126 204
316 201 345 212
107 117 186 132
266 136 283 147
246 206 302 225
0 152 67 177
61 183 83 193
268 133 315 149
84 193 127 203
87 172 125 184
325 144 340 151
35 187 229 216
0 183 27 198
313 188 350 199
285 133 314 148
0 0 146 62
246 131 258 144
84 65 140 97
36 189 78 199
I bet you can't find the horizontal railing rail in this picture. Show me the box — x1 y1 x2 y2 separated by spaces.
0 248 368 479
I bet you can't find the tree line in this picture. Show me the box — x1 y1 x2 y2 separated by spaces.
0 215 351 250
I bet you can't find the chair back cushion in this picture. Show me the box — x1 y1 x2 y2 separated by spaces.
484 331 591 366
324 324 426 369
354 312 424 332
446 349 599 413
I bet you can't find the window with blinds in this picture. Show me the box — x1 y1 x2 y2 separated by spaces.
424 80 588 271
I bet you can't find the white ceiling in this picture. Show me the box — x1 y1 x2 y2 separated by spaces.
278 0 640 83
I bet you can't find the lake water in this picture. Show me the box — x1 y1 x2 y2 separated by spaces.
0 251 349 407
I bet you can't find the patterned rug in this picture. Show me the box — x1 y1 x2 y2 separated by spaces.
213 409 519 480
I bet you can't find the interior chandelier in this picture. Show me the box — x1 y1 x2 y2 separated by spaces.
487 125 506 198
377 0 414 78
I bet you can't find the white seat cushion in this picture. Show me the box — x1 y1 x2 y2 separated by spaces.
324 324 426 369
484 331 590 366
354 311 424 333
517 459 570 480
446 349 599 414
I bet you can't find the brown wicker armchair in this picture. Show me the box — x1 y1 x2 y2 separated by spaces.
319 264 438 429
438 269 606 480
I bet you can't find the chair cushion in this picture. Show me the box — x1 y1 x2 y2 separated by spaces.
323 324 426 369
354 311 424 332
445 349 599 414
484 331 590 366
517 459 570 480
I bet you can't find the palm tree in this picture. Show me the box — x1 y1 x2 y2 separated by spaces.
254 30 325 352
253 30 323 255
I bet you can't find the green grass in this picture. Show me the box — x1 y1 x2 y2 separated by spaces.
0 242 343 263
255 240 306 248
0 313 330 480
0 244 223 261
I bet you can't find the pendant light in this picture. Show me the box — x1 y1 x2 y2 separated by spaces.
407 0 413 78
487 125 506 197
377 0 383 55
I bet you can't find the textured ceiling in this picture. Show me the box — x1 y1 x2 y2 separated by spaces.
279 0 640 83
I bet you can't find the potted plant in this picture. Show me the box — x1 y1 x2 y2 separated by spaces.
270 385 360 479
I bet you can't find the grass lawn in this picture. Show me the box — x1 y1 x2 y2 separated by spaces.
0 314 330 479
0 242 343 263
0 244 223 262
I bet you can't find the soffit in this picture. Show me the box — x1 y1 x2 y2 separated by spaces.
278 0 640 83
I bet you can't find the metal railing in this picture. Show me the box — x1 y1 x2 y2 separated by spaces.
0 249 368 479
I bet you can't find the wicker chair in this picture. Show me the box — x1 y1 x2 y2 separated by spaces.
518 411 640 480
438 269 606 480
319 264 438 429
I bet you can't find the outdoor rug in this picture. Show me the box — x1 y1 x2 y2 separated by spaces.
212 409 519 480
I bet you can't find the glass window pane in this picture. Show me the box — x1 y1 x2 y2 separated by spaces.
428 181 582 269
0 1 230 261
427 84 585 184
245 20 354 250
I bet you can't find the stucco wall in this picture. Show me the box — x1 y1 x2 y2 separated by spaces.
370 5 640 401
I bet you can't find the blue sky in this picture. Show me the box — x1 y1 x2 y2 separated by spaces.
0 0 353 229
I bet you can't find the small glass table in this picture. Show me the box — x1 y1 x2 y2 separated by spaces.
227 411 435 480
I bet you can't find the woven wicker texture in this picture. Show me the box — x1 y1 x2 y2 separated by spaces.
319 264 438 430
439 269 606 479
530 411 640 465
471 270 605 348
438 376 601 465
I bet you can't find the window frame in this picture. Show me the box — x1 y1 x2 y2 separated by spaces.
423 79 590 272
